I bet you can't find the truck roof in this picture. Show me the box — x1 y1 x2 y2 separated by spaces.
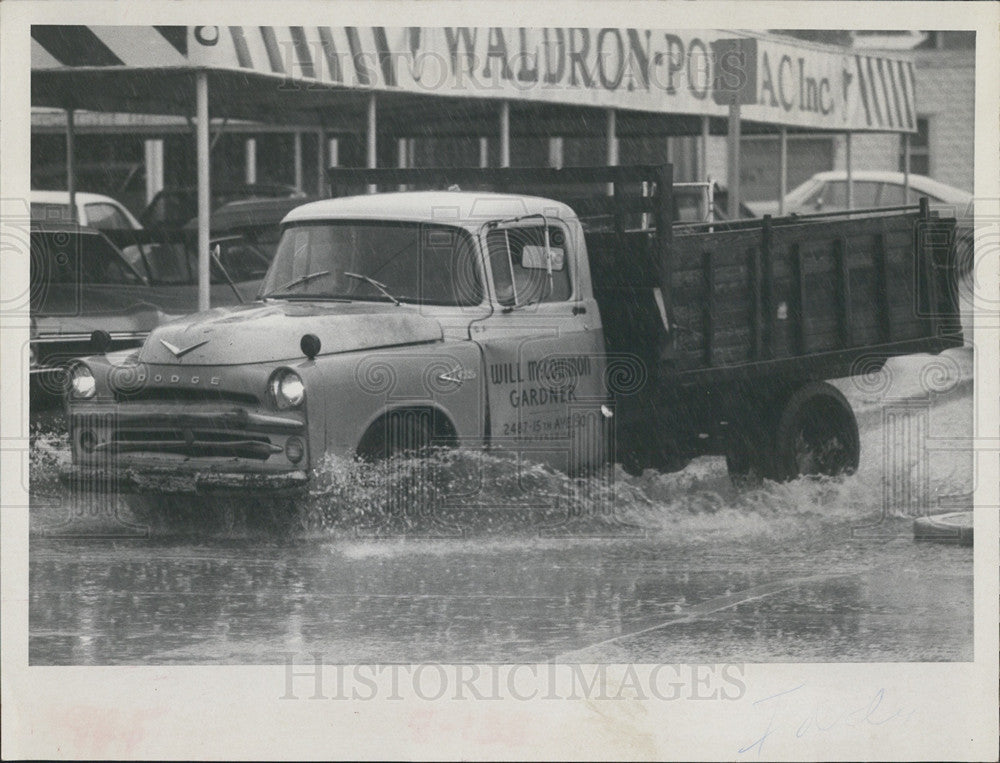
282 191 579 226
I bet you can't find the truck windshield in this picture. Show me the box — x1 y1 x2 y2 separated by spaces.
261 221 483 306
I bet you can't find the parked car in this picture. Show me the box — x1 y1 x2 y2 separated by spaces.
139 183 306 229
29 219 274 401
749 171 973 217
564 182 756 232
673 182 758 223
104 228 272 313
182 196 321 282
30 190 143 231
29 223 168 399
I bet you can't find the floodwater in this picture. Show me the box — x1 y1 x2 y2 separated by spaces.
27 350 975 665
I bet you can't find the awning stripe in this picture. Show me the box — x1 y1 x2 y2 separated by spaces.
903 61 917 128
345 27 372 85
229 26 253 69
31 38 63 69
289 27 316 80
373 27 396 87
876 57 893 128
317 27 343 83
854 55 872 127
259 26 285 74
93 26 188 68
31 25 123 67
229 26 254 69
865 57 884 127
886 58 903 130
154 26 188 57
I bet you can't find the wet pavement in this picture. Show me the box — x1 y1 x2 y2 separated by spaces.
28 350 975 665
29 530 972 664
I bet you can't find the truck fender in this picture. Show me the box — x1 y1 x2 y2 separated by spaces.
355 403 460 461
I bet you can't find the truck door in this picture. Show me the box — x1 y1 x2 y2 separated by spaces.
472 217 610 471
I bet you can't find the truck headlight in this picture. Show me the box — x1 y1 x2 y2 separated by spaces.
69 363 97 399
269 369 305 409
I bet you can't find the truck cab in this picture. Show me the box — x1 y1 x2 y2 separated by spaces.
63 191 612 497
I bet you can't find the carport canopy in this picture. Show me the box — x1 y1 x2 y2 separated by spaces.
33 25 919 310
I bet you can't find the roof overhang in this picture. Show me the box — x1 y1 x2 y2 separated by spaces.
32 26 919 134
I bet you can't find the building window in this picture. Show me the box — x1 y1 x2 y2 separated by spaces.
900 117 930 175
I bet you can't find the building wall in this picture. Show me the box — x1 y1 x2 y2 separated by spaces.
735 37 976 202
833 48 975 192
912 49 975 191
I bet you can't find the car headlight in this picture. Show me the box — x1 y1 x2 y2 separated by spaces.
69 363 97 399
269 369 305 409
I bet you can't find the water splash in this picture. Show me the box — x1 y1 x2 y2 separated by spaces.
27 391 972 544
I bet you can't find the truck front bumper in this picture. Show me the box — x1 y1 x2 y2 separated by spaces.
59 462 309 496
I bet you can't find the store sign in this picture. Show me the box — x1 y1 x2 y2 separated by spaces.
30 25 916 132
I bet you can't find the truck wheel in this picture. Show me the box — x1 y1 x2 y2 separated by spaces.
772 382 859 481
359 409 435 461
357 410 440 519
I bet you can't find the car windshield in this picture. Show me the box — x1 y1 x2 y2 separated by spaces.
261 222 483 306
783 177 826 209
84 202 134 230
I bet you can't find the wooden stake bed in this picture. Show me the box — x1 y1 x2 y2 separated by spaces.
327 165 963 393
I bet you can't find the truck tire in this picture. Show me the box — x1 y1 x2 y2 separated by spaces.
771 381 860 481
358 408 435 461
357 409 441 519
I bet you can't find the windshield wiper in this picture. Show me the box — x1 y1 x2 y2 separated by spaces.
344 272 401 306
266 294 350 302
272 270 331 293
210 243 245 304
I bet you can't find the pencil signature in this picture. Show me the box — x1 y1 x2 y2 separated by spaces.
738 684 915 757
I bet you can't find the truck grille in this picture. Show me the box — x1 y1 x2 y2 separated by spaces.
106 428 281 460
114 388 260 406
76 407 304 462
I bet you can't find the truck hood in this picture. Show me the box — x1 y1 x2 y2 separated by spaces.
138 301 443 365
